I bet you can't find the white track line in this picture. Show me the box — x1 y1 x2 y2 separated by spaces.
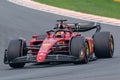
8 0 120 26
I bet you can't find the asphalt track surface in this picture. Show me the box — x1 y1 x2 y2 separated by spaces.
0 0 120 80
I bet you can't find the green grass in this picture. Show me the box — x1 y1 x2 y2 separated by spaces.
33 0 120 19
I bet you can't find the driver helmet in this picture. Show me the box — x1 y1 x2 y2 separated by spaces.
55 31 64 38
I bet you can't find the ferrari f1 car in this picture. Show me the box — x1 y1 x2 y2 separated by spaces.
4 20 114 68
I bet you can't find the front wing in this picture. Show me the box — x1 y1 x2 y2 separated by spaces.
4 54 78 64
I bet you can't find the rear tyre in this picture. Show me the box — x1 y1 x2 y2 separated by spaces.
93 32 114 58
70 36 88 64
7 39 27 68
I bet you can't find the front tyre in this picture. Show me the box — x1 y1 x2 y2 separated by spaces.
7 39 27 68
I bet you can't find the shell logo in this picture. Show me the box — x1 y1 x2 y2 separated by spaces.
43 43 51 46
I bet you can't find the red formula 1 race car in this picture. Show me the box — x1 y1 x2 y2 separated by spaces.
4 20 114 68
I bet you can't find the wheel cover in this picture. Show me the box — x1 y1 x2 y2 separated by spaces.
79 48 84 58
79 47 87 62
109 35 114 57
86 42 89 58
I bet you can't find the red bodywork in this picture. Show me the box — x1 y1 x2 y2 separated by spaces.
29 21 94 63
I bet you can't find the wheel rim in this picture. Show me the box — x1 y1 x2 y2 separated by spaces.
79 47 87 63
86 42 89 58
109 35 114 57
79 48 84 58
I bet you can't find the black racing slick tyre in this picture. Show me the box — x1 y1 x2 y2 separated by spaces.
93 32 114 58
70 36 88 64
7 39 27 68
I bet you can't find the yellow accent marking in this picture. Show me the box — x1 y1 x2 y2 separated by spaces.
43 44 51 46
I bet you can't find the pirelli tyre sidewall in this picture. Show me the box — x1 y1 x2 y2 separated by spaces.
70 36 88 64
7 39 27 68
93 32 114 58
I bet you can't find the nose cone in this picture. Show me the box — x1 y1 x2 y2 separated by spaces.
36 52 47 62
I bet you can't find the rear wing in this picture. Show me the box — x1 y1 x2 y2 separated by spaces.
68 22 101 32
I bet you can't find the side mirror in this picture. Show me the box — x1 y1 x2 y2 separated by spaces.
32 35 38 39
